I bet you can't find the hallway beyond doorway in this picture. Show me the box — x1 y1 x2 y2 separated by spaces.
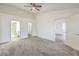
11 20 20 41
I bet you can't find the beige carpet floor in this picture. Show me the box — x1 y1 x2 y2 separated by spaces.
0 37 78 56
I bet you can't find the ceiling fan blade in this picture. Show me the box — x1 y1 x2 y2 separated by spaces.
35 8 40 11
36 5 42 7
35 5 42 7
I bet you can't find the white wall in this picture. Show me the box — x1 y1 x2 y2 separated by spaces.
66 14 79 51
36 13 56 41
32 18 38 36
0 14 11 43
0 15 2 42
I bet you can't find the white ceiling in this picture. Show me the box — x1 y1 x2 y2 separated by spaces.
2 3 79 14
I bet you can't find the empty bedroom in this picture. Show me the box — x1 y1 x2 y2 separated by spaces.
0 3 79 56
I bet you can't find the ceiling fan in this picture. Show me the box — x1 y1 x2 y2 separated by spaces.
24 3 42 11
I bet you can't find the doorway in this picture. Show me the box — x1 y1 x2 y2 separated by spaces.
28 22 32 37
55 18 66 42
11 20 20 41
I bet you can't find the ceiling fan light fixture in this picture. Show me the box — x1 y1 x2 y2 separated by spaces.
32 7 36 10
